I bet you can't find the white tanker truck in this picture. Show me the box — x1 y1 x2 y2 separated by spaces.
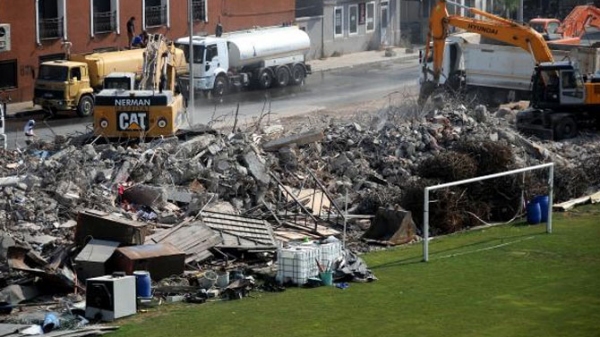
175 25 311 97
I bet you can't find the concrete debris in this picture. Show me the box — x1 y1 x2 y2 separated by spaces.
0 98 598 319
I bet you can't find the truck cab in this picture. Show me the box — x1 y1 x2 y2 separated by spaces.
103 72 137 90
34 60 94 116
175 37 230 96
529 18 561 38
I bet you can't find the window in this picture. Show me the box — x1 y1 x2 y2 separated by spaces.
0 60 17 89
36 0 67 43
193 0 207 22
381 1 388 29
334 6 343 38
71 67 82 81
38 65 68 81
91 0 120 35
175 43 204 64
349 5 358 35
366 2 375 32
547 22 559 34
144 0 170 28
205 44 218 62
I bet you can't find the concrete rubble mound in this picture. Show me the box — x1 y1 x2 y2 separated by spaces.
0 98 599 330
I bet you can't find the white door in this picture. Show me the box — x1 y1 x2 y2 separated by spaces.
380 1 389 46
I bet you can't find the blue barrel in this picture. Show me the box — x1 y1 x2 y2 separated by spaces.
533 195 549 222
133 271 152 298
526 201 541 224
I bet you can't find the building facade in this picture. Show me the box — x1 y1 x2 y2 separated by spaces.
296 0 401 59
0 0 295 103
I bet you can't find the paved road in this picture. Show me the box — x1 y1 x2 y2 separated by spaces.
3 58 419 149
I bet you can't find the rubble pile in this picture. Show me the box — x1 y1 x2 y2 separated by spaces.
0 98 599 329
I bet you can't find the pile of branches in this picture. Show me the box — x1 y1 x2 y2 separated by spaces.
401 141 522 235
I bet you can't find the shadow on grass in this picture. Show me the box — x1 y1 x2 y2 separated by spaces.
370 231 547 270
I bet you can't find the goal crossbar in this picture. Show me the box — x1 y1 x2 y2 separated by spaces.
423 162 554 262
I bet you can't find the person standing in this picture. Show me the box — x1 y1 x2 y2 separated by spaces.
127 17 136 48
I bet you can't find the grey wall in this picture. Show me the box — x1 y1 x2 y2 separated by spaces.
296 16 324 60
321 0 401 58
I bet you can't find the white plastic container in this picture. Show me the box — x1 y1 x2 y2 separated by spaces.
276 245 320 286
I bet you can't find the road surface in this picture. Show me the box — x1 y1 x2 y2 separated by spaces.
3 59 419 149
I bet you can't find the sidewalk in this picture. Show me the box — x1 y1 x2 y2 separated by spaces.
5 46 420 118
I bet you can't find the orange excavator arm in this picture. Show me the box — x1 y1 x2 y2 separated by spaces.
556 5 600 38
424 0 554 84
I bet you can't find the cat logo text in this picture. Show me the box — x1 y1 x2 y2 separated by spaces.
117 111 149 131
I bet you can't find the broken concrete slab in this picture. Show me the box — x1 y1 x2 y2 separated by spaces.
262 129 324 152
177 134 216 158
165 187 195 204
0 233 15 260
242 151 270 186
30 235 58 246
0 284 40 306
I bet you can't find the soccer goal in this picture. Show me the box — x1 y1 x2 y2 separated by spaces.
422 162 555 262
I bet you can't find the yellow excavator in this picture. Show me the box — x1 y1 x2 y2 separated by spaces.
421 0 600 140
93 34 186 139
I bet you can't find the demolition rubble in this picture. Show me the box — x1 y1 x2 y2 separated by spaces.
0 98 599 334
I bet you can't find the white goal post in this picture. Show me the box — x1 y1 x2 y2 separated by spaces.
423 162 555 262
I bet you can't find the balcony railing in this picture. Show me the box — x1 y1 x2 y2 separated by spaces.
193 0 206 21
94 11 116 34
145 5 167 27
39 17 64 40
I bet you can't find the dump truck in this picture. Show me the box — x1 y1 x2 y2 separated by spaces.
421 0 600 140
33 49 145 117
419 32 600 106
33 48 187 117
174 25 311 97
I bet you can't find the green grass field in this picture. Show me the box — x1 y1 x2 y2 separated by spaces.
110 205 600 337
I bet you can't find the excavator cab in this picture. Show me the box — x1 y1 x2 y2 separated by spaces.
531 62 586 108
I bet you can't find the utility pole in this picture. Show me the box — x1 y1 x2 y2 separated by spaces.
187 0 195 127
518 0 524 22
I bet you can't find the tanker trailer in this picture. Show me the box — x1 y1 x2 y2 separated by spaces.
175 25 311 97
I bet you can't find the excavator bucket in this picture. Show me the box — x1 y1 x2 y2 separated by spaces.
418 81 438 107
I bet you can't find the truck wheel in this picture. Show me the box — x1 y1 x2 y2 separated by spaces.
554 117 578 140
291 64 306 86
213 76 228 97
258 68 274 89
275 66 291 87
77 95 94 117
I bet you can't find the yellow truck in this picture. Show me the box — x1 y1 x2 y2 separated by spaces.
33 48 187 117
